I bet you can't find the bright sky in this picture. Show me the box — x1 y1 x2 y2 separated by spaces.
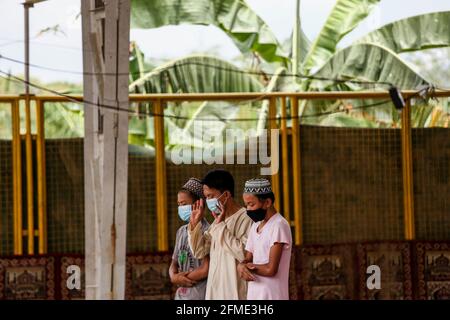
0 0 449 84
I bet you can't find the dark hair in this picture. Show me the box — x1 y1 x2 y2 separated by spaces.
201 169 235 197
256 192 275 206
178 189 200 202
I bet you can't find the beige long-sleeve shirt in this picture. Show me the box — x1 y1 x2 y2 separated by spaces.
187 207 253 300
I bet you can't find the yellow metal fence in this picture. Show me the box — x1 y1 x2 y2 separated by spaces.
0 91 449 255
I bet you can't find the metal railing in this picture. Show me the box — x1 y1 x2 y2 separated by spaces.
1 90 449 254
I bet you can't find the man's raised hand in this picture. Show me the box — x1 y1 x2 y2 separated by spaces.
211 200 226 223
190 199 204 228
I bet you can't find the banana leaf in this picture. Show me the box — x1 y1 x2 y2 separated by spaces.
130 0 289 64
128 54 264 148
356 11 450 53
308 43 429 91
129 55 264 93
302 0 381 74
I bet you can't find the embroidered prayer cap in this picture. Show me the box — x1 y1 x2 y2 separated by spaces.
181 177 204 199
243 178 272 195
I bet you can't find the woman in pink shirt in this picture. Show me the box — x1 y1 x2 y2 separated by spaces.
238 178 292 300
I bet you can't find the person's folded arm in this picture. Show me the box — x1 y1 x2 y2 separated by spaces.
241 251 253 264
237 251 255 281
169 259 196 287
186 256 210 281
246 242 284 277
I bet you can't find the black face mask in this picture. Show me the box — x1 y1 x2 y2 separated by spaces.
246 208 267 222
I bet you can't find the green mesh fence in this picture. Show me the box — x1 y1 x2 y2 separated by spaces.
1 98 450 255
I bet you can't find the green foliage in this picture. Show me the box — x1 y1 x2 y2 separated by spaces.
131 0 289 64
3 3 449 143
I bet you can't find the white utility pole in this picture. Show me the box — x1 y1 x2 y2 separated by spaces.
81 0 130 300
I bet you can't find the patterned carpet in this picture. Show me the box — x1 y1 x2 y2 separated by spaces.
415 242 450 299
0 256 55 300
356 242 412 299
0 241 449 300
295 244 356 299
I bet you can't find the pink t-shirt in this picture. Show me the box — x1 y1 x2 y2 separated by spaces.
245 213 292 300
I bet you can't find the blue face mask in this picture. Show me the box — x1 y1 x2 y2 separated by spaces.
178 204 192 222
206 198 219 214
206 192 225 214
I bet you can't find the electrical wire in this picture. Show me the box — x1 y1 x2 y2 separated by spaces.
0 53 394 88
0 70 411 123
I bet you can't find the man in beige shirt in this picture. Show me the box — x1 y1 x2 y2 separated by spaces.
188 169 253 300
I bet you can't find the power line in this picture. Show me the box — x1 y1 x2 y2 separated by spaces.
1 38 447 91
0 53 395 88
0 70 440 123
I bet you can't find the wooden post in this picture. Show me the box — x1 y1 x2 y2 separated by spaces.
81 0 96 299
81 0 130 300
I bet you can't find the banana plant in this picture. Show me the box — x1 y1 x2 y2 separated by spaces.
130 0 290 65
303 9 450 123
128 53 265 148
15 1 449 145
130 0 450 137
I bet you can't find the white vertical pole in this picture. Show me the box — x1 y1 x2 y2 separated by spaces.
81 0 130 300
